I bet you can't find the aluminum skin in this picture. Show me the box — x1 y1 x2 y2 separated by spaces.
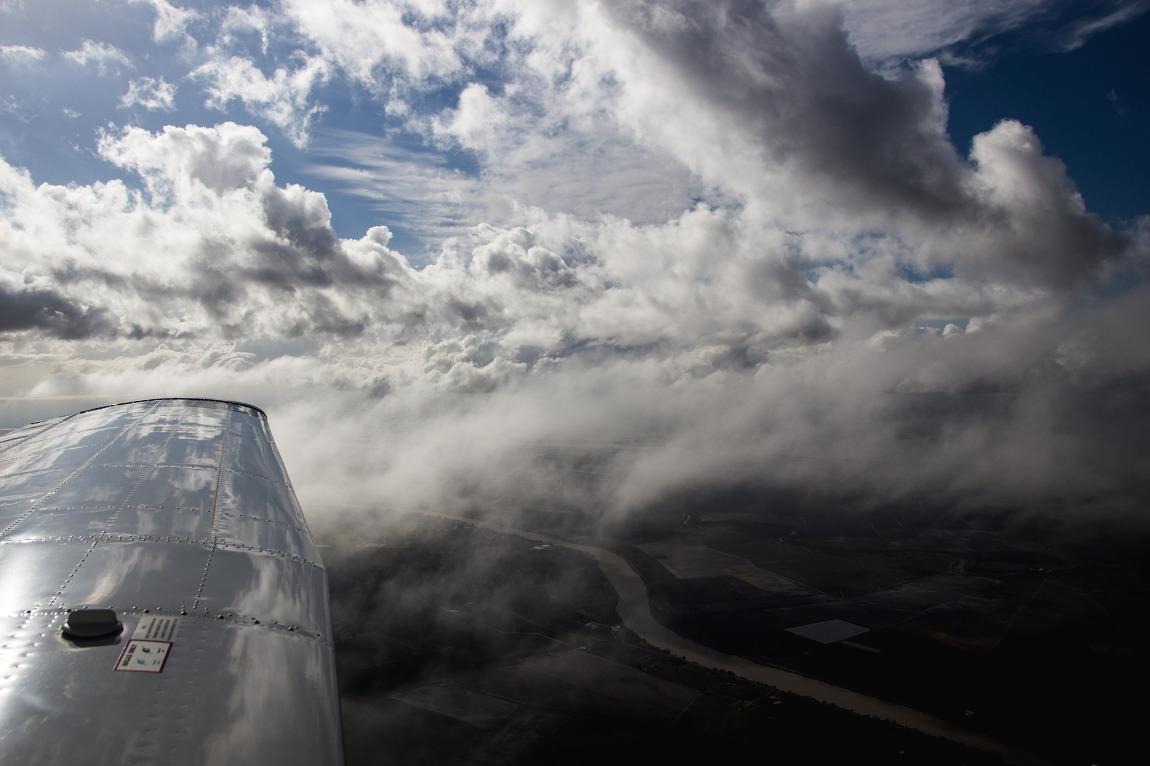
0 398 343 765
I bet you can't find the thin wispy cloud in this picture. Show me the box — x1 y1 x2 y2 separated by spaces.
1054 0 1149 50
307 130 484 249
192 53 329 147
63 39 131 74
120 76 177 111
0 43 45 64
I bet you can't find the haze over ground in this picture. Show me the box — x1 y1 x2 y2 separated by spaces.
1 0 1148 533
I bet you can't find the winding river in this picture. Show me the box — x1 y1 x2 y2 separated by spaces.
429 512 1053 766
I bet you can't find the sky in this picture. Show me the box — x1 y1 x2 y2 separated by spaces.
1 0 1148 531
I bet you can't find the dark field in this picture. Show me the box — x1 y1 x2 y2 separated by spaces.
325 515 1053 765
612 498 1150 766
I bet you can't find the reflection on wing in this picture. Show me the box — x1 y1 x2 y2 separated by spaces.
0 398 343 765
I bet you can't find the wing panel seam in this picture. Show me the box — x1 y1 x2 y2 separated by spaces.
0 414 75 458
0 401 164 541
192 407 232 611
24 401 166 608
0 536 323 566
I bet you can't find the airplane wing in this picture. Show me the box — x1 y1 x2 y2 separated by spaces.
0 398 343 764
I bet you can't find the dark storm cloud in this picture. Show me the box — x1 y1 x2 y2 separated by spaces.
960 121 1129 288
604 0 1128 289
250 184 401 294
49 262 129 290
0 284 113 339
607 0 968 218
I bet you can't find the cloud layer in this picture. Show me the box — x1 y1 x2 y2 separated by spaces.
1 0 1148 531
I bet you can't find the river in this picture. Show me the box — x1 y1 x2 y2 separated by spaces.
429 512 1053 766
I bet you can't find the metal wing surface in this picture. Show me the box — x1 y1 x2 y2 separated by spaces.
0 398 343 765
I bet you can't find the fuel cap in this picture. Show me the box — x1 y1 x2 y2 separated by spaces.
62 608 123 640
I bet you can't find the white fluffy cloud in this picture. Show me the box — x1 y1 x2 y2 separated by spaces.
403 0 1123 294
280 0 462 86
2 124 409 340
433 83 506 153
2 117 1067 369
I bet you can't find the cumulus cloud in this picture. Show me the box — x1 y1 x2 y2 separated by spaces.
5 116 1050 369
482 0 1126 290
120 76 177 111
266 0 1121 290
97 122 271 195
432 83 507 154
1 124 407 340
962 119 1126 287
592 4 967 220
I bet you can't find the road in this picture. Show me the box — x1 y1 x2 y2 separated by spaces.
428 512 1053 766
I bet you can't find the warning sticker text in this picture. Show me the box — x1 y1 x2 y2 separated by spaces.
114 640 172 673
131 615 181 642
